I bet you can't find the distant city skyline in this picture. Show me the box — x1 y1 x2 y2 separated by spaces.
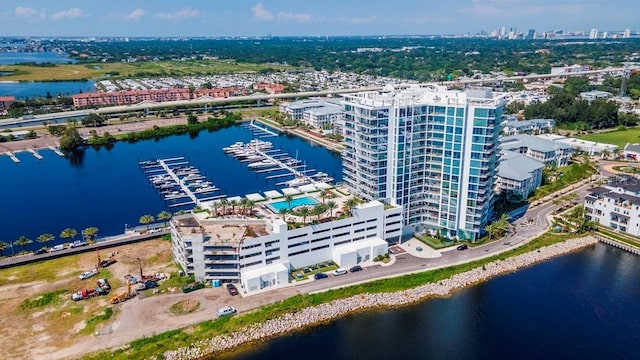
0 1 637 37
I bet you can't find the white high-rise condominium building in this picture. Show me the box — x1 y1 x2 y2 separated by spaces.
342 84 507 241
589 28 599 39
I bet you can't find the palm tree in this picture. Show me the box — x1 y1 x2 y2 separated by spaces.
212 200 220 216
245 200 255 216
279 208 289 221
240 197 249 215
483 223 497 242
320 190 329 204
37 233 55 250
327 200 337 219
229 199 239 214
0 241 9 257
83 227 99 242
285 194 294 211
157 211 172 226
220 198 229 215
139 214 155 230
312 204 325 222
14 236 32 254
60 228 78 241
299 206 310 224
344 197 359 214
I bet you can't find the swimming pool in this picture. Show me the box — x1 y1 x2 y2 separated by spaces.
269 196 319 212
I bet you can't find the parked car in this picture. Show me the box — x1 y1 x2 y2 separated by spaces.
78 269 98 280
349 265 363 273
216 306 237 317
49 244 65 253
456 244 468 251
226 283 239 296
35 248 48 255
314 273 329 280
332 268 347 276
70 240 88 248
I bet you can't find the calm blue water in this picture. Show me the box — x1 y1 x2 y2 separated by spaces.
0 80 96 99
269 196 319 212
228 244 640 360
0 52 74 65
0 125 342 252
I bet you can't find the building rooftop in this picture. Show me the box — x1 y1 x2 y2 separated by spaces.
504 118 555 129
501 134 573 153
498 151 545 181
306 104 343 116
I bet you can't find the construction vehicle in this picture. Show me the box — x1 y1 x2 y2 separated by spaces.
136 257 166 283
109 276 137 304
71 278 111 301
97 249 117 269
182 281 205 293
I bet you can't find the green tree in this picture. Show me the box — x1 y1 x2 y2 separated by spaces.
82 113 106 127
298 206 310 224
229 199 239 214
14 236 32 254
60 228 78 241
157 211 172 225
285 195 293 211
36 233 55 250
279 208 289 221
83 227 99 242
59 127 84 152
343 197 359 214
312 204 326 222
327 200 337 219
0 241 9 257
187 113 198 125
139 214 155 230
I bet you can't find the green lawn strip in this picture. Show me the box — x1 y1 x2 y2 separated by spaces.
415 234 455 249
596 228 640 248
0 254 81 286
80 307 115 336
577 128 640 148
20 289 69 310
83 231 582 360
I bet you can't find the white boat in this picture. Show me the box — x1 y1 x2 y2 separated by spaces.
248 160 278 169
223 142 244 153
286 176 312 187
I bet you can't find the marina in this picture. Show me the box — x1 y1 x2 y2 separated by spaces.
223 139 334 188
140 157 225 209
243 119 280 138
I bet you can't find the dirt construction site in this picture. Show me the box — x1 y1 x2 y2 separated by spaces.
0 239 299 360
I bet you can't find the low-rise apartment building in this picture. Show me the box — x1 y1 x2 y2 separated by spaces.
72 88 190 107
500 134 573 167
171 197 402 294
584 177 640 236
496 150 544 201
503 119 555 136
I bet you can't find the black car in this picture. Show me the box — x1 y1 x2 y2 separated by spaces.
226 283 239 296
456 244 468 251
35 248 48 255
349 265 363 273
314 273 329 280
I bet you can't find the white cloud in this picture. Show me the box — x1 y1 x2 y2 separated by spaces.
278 11 312 22
50 8 85 21
124 8 145 21
252 3 274 21
154 8 200 20
15 6 45 19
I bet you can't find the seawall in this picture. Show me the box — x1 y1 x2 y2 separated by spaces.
163 236 598 360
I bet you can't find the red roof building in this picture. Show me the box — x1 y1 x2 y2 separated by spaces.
0 96 16 112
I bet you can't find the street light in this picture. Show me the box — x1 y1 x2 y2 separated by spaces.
125 224 128 234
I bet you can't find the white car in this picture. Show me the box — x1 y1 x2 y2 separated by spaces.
216 306 237 317
78 269 98 280
332 268 347 276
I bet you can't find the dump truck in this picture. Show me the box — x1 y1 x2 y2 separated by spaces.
109 278 136 304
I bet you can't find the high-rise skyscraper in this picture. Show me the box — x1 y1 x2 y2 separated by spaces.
589 28 599 39
342 85 506 241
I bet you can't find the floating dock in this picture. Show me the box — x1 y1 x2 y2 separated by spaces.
27 148 43 160
243 120 279 138
139 157 225 209
48 146 65 157
5 151 19 163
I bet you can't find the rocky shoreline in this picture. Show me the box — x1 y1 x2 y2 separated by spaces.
164 236 598 360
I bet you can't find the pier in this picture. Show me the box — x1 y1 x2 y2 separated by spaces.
244 119 279 138
596 235 640 256
223 140 333 188
48 146 65 157
27 148 43 160
5 151 20 163
140 157 225 209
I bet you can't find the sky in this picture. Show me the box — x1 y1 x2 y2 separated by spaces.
0 0 637 37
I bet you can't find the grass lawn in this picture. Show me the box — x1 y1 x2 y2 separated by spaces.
0 60 293 82
577 127 640 148
416 235 455 249
0 254 82 286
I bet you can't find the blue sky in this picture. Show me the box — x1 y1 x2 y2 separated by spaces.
0 1 637 37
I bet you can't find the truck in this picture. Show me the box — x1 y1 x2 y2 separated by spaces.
182 282 205 293
71 278 111 301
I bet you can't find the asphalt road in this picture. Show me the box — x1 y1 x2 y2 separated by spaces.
296 180 594 294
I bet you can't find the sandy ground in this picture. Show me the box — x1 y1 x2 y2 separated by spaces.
0 133 59 153
77 117 189 137
0 240 178 360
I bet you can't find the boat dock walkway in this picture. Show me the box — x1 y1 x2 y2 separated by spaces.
5 151 19 163
596 235 640 256
48 146 65 157
244 119 279 138
140 157 225 209
27 148 43 160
